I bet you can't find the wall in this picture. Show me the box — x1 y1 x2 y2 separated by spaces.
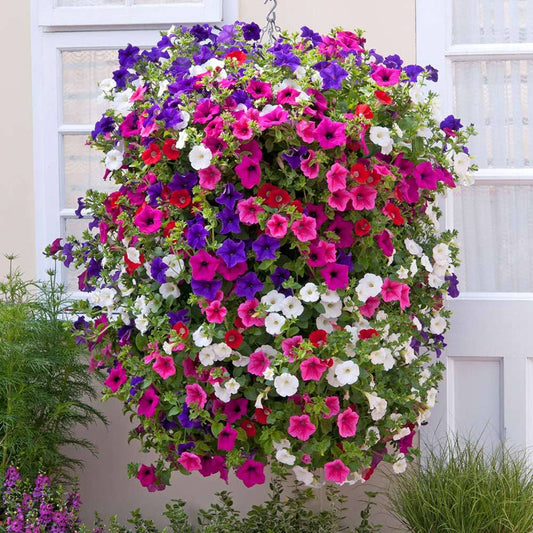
1 0 415 530
0 0 35 279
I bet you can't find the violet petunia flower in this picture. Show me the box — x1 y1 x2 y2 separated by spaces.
219 208 241 234
191 279 223 301
187 223 209 249
150 257 168 284
252 234 280 261
216 239 247 268
404 64 424 82
235 271 264 299
216 183 244 208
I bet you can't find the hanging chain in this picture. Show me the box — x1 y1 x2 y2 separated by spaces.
261 0 282 43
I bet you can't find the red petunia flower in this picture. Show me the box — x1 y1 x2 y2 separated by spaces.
124 251 145 275
169 189 191 208
162 138 181 160
309 329 328 347
225 50 247 65
142 142 162 165
354 218 371 236
225 329 243 349
240 419 257 437
254 407 271 425
258 184 291 208
163 220 176 237
355 103 374 119
382 202 405 225
359 328 379 340
173 321 189 339
350 163 369 184
374 90 393 105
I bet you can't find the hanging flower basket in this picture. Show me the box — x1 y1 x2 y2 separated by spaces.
47 22 474 490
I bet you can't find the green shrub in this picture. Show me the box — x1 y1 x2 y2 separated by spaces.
0 258 106 483
388 438 533 532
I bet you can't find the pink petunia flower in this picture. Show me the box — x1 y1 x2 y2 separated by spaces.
292 214 317 242
237 197 264 225
218 261 248 281
237 298 265 328
381 278 411 310
104 363 127 393
152 354 176 380
371 65 401 87
178 452 202 472
326 163 348 192
301 150 320 179
288 414 317 441
218 424 238 451
236 155 262 189
281 335 303 361
323 396 340 419
137 464 157 488
321 263 349 290
258 106 289 129
190 250 219 281
134 204 163 234
205 300 227 324
359 296 380 318
328 189 352 211
223 398 248 423
314 117 346 149
265 214 288 238
300 356 328 381
276 86 300 105
375 230 395 257
351 185 377 211
246 79 272 100
236 459 266 488
324 459 350 483
337 407 359 437
198 165 222 190
296 120 316 143
137 386 160 418
247 350 270 376
185 383 207 409
232 116 254 140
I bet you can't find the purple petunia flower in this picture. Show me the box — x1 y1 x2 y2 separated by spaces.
216 239 247 268
283 146 308 169
62 242 74 267
425 64 439 82
252 234 280 261
403 64 424 82
270 267 290 289
150 257 168 284
219 208 241 234
242 22 261 41
187 223 209 249
118 43 140 68
191 279 223 300
314 61 349 90
91 114 115 140
177 441 195 454
168 309 190 326
75 197 85 218
218 24 238 43
384 54 404 70
301 26 322 46
235 271 264 299
440 114 463 131
178 404 203 429
446 273 460 298
169 171 198 191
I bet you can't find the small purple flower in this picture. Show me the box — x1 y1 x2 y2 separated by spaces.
118 43 140 68
235 271 264 300
271 267 290 288
191 279 223 300
301 26 322 46
384 54 404 70
440 114 463 131
62 242 74 267
446 273 460 298
252 235 280 261
91 114 115 140
314 61 349 90
425 64 439 82
403 64 424 82
150 257 168 284
216 239 247 268
178 404 203 429
242 22 261 41
219 208 241 234
168 309 190 326
283 146 308 169
218 24 237 43
75 197 85 218
177 441 195 454
187 223 209 249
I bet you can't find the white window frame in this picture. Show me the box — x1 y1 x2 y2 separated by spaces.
31 0 238 283
416 0 533 301
39 0 223 30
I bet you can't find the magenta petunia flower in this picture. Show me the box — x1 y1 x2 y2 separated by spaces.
292 214 317 242
218 260 248 281
359 295 381 318
237 197 264 225
190 250 220 281
324 459 350 483
193 98 221 124
328 189 352 211
323 396 340 419
321 262 349 290
236 155 262 189
104 363 127 393
137 464 157 488
371 65 401 87
300 356 328 381
351 185 377 210
301 150 320 178
258 106 289 129
381 278 411 310
326 162 348 192
296 120 316 143
236 459 266 488
152 354 176 380
337 407 359 438
217 424 238 451
237 298 265 328
375 230 395 257
265 214 288 238
288 414 316 441
232 117 254 140
246 79 272 100
223 397 249 423
134 204 163 234
137 386 160 418
185 383 207 409
327 215 354 248
314 117 346 149
178 452 202 472
198 165 222 190
413 162 438 190
247 350 271 376
205 300 227 323
307 240 336 268
281 335 303 361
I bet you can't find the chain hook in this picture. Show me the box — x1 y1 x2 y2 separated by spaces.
261 0 282 43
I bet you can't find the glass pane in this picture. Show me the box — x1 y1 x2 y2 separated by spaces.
133 0 200 3
62 49 117 124
63 134 117 209
453 0 533 44
62 217 94 292
57 0 124 5
454 184 533 292
453 60 533 169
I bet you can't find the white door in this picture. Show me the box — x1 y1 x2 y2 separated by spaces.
417 0 533 450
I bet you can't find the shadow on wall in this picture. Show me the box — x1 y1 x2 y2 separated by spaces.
72 399 405 531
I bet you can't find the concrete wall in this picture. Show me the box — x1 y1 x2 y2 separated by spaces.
1 0 415 530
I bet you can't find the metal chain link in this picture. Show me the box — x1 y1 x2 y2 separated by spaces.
261 0 282 43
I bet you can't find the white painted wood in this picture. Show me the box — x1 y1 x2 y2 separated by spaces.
417 0 533 452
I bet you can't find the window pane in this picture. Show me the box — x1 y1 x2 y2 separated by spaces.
453 0 533 44
62 49 117 125
454 184 533 292
133 0 200 3
57 0 124 5
453 60 533 169
63 134 117 209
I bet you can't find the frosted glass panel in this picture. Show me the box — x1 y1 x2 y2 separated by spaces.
454 184 533 292
62 50 117 124
453 0 533 44
451 357 502 448
57 0 123 5
454 60 532 168
63 135 117 209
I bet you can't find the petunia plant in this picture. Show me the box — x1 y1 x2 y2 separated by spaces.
47 22 475 490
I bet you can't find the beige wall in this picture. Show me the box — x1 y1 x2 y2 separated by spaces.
1 0 414 530
0 0 35 279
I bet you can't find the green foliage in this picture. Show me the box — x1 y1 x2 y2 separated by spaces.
388 438 533 532
0 258 106 483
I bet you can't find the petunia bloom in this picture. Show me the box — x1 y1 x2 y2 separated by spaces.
292 214 317 242
218 425 238 451
137 386 160 417
190 250 219 281
178 452 202 472
248 350 271 376
185 383 207 409
152 354 176 380
236 459 265 488
324 459 350 483
300 356 328 381
337 407 359 437
104 364 127 393
288 414 316 441
134 205 162 234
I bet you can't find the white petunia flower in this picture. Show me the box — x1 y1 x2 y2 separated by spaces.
417 126 433 139
326 360 342 387
397 266 409 279
193 325 213 347
299 282 320 302
366 426 380 445
322 299 342 319
356 273 383 302
233 354 250 367
112 88 133 115
213 383 231 403
189 145 213 170
393 427 412 441
430 316 447 335
276 448 296 466
335 360 360 386
421 254 433 272
265 313 286 335
316 314 334 333
99 78 116 95
225 378 240 395
261 290 286 312
321 290 341 303
198 346 216 366
409 84 426 104
426 387 438 408
428 273 445 288
273 439 291 451
281 296 304 318
274 373 299 397
404 238 423 257
263 367 275 380
370 348 395 371
410 259 418 276
159 282 180 299
453 152 472 181
392 454 407 474
258 345 278 358
402 343 418 364
174 111 190 131
365 392 388 421
370 126 393 151
126 247 141 264
345 325 359 345
105 149 123 171
419 368 431 384
163 254 185 277
175 131 189 150
134 315 149 334
293 466 314 486
212 342 232 361
433 243 451 266
412 316 422 331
